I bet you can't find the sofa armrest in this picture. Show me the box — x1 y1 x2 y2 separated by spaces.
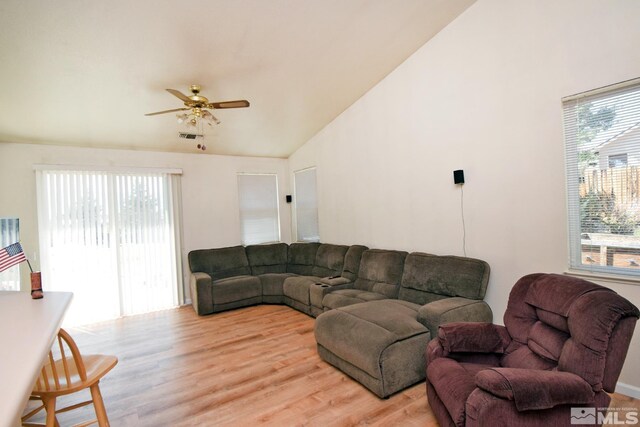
190 272 213 316
319 276 351 286
475 368 595 411
437 323 511 354
417 297 493 338
310 281 354 308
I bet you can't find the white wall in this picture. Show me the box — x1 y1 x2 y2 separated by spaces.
289 0 640 392
0 142 291 300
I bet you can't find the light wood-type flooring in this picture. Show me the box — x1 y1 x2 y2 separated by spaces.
22 304 640 426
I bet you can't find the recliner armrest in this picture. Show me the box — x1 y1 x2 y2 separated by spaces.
417 297 493 338
190 272 213 316
475 368 595 411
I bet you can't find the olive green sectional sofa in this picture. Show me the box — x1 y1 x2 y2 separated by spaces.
188 242 367 316
188 242 492 398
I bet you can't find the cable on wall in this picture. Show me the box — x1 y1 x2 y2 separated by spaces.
453 169 467 257
460 186 467 257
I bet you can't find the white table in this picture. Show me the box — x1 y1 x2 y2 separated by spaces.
0 291 73 427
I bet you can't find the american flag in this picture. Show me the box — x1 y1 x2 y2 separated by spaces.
0 242 27 273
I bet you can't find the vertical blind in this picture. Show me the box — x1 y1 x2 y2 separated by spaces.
36 169 182 326
237 174 281 245
0 218 20 290
564 78 640 275
294 168 319 242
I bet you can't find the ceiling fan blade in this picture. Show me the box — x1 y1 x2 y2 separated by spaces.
145 108 189 116
166 89 191 102
209 100 250 109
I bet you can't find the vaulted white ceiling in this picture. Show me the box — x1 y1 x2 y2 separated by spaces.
0 0 474 158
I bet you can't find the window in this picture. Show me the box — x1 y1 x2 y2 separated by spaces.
237 174 280 245
564 78 640 276
608 153 628 168
36 169 182 326
0 218 20 290
294 167 319 242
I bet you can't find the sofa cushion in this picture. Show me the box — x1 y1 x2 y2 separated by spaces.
189 246 251 280
283 275 322 305
258 273 296 296
341 245 368 281
311 244 349 277
211 275 261 305
399 252 490 305
322 289 388 310
246 243 288 275
353 249 407 298
287 243 320 275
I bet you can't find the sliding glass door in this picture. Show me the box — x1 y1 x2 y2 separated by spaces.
36 169 182 326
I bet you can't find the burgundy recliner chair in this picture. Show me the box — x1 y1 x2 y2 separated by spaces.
426 273 639 427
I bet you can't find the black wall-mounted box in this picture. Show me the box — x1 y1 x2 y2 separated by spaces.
453 170 465 184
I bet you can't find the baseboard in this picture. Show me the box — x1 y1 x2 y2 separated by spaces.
616 381 640 399
182 298 192 306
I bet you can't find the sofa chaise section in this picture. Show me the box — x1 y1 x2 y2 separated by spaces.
314 252 491 398
316 299 429 398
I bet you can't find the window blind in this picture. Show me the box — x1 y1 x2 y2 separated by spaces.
294 168 319 242
237 174 281 245
564 78 640 276
36 170 182 326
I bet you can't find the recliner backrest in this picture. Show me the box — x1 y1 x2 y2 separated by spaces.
287 242 321 275
311 244 349 277
501 273 639 392
353 249 407 298
398 252 490 305
341 245 368 281
188 245 251 281
246 243 288 275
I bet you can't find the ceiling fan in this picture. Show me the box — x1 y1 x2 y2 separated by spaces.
145 84 250 127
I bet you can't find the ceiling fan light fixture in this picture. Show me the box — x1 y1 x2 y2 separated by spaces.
176 113 188 124
202 110 221 126
148 84 249 152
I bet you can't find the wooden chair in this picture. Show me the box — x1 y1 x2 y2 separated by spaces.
21 328 118 427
